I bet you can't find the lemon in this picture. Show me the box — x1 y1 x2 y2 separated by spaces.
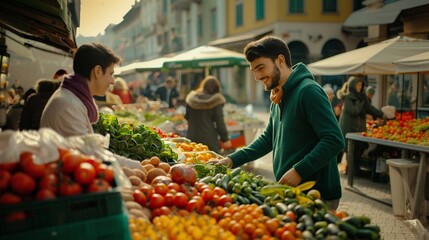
307 189 321 199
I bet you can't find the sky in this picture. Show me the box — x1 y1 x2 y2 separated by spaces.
77 0 136 37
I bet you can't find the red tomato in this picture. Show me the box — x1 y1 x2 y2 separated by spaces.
44 162 59 175
0 162 18 172
159 206 171 216
0 170 11 191
5 212 27 222
213 186 226 196
38 173 58 194
74 162 96 185
19 152 46 178
201 188 214 202
60 149 84 174
151 208 163 218
59 179 82 196
164 192 175 206
36 189 56 201
133 190 147 206
0 192 22 205
180 184 198 198
149 193 166 209
82 155 102 169
186 199 204 213
95 164 114 183
88 179 111 193
174 192 189 208
167 182 181 192
154 183 169 195
10 172 36 195
218 194 233 207
140 185 154 199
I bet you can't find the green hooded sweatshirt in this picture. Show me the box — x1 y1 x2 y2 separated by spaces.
229 63 345 200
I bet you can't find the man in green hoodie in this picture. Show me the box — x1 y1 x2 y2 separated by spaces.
211 36 345 209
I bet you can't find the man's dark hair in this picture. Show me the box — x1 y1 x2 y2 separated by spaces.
244 36 292 67
73 43 121 79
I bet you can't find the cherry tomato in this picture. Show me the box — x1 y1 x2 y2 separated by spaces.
74 162 96 185
95 164 114 183
88 179 111 193
19 152 45 178
174 192 189 208
59 178 82 196
149 193 166 209
0 192 22 205
36 189 56 201
0 170 11 191
133 190 147 206
10 172 36 195
38 173 59 194
60 149 84 174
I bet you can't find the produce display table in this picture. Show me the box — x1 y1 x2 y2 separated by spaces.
346 132 429 220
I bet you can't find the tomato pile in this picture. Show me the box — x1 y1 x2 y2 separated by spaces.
152 127 180 138
364 117 429 144
0 149 115 211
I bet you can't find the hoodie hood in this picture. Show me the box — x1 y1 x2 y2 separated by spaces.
347 76 366 100
283 63 315 94
186 91 226 110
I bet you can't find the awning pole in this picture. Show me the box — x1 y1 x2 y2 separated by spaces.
416 72 420 118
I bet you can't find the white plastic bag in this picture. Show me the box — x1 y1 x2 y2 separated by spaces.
382 105 396 119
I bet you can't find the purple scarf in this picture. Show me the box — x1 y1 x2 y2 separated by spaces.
62 74 99 123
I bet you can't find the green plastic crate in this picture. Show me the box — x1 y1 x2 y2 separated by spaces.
0 161 127 235
0 213 131 240
0 190 124 235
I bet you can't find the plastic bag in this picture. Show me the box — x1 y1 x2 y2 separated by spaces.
382 105 396 119
404 219 429 240
0 128 69 164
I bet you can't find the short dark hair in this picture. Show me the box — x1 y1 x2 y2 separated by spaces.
73 43 121 79
244 36 292 67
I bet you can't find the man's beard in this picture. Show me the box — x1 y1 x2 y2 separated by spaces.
266 65 281 91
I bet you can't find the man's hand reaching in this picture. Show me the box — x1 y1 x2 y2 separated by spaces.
206 157 233 168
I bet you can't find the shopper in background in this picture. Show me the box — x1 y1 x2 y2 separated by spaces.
323 84 341 121
366 86 375 104
155 76 179 108
208 36 344 210
338 76 385 175
41 43 121 137
19 79 60 130
111 77 133 104
53 69 68 81
185 75 231 153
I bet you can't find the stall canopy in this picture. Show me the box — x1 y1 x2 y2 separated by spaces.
115 57 171 76
393 51 429 74
0 0 79 53
307 36 429 76
162 45 248 75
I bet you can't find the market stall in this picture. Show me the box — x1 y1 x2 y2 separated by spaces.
0 119 384 239
346 116 429 221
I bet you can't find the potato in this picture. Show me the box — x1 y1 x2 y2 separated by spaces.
122 167 135 177
125 201 143 210
133 169 147 182
120 192 134 202
129 176 143 186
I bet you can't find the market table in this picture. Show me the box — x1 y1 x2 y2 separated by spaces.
346 132 429 220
